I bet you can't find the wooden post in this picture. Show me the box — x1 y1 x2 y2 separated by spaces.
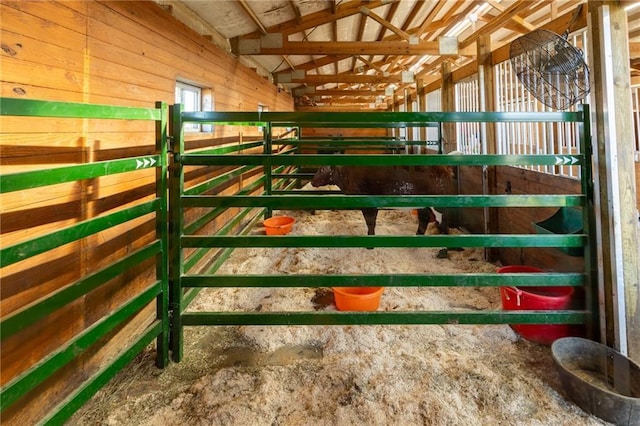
477 35 499 262
588 1 640 362
441 61 456 153
417 78 427 146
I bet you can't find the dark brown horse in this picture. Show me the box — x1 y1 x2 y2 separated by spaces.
311 165 456 236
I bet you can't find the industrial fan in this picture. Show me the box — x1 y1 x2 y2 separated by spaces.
509 23 590 110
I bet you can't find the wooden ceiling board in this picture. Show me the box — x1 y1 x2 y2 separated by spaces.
182 0 256 38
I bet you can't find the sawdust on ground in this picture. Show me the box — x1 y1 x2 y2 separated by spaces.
69 206 608 426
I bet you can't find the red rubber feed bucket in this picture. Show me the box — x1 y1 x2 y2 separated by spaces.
333 287 384 311
498 265 574 345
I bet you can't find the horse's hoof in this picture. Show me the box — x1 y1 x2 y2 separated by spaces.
437 248 449 259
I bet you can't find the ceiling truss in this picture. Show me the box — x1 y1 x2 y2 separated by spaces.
166 0 640 109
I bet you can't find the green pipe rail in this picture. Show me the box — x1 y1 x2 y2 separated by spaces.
0 98 169 423
0 100 599 420
169 107 598 363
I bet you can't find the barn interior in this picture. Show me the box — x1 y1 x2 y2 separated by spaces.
1 1 640 424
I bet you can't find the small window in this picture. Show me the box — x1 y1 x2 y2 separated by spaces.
175 81 202 132
258 104 267 132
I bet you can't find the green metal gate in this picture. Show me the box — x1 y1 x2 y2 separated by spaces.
168 107 598 362
0 99 599 420
0 98 169 424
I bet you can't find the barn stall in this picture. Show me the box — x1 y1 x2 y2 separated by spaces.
76 107 600 424
1 1 639 424
164 109 596 355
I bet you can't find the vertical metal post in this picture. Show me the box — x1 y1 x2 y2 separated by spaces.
155 101 170 368
169 104 185 362
578 104 600 341
264 120 273 218
294 126 301 189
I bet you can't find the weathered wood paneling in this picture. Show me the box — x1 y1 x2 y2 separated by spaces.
0 0 292 423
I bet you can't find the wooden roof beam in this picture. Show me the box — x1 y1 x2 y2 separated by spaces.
314 89 386 96
437 1 485 41
460 0 547 49
355 56 387 74
374 0 401 64
237 0 268 34
486 0 535 32
282 55 296 70
491 7 588 63
332 10 339 75
360 7 417 42
236 1 296 73
352 8 367 72
289 73 404 84
402 1 427 31
275 55 349 74
296 105 377 112
315 98 380 104
289 0 302 23
239 0 397 39
417 1 449 35
243 41 475 56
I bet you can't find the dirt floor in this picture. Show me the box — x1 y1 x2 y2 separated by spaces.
69 206 610 426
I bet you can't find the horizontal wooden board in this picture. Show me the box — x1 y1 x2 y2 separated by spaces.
0 0 293 422
1 3 87 50
1 30 85 73
1 246 82 315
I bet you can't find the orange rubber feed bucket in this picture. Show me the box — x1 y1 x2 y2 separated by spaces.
263 216 295 235
498 265 575 345
333 287 384 311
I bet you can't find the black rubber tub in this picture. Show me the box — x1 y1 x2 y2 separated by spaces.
551 337 640 425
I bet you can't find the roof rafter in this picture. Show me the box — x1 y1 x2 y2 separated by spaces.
238 0 397 39
460 0 547 49
276 55 350 74
360 7 414 42
380 1 474 75
237 0 268 34
236 0 295 75
351 12 368 73
486 0 535 32
289 0 302 23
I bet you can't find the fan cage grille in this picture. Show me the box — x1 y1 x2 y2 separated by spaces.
510 29 590 110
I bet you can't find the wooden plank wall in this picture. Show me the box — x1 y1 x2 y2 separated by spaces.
0 1 292 423
457 165 584 274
